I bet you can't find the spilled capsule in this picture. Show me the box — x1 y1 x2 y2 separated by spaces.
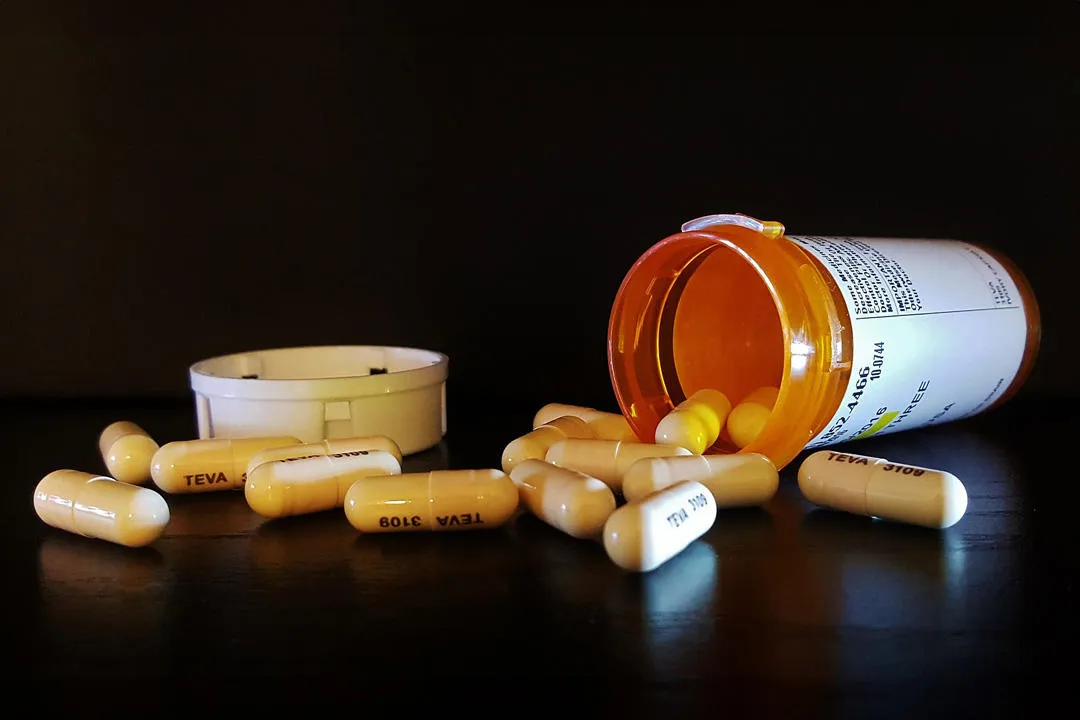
604 480 717 572
34 470 170 548
245 435 403 477
245 449 401 519
98 421 160 485
502 415 594 473
509 459 616 539
532 403 638 442
622 452 778 505
545 438 692 492
151 436 300 494
797 450 968 529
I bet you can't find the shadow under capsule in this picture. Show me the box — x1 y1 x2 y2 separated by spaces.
706 506 777 552
38 534 168 589
163 490 267 537
249 510 358 576
348 520 522 591
399 441 451 474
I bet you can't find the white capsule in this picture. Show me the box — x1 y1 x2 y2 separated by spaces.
532 403 637 441
545 438 692 492
655 389 732 454
501 416 593 473
622 452 779 505
98 421 160 485
509 459 616 539
245 449 402 519
245 435 403 478
603 480 717 572
797 450 968 529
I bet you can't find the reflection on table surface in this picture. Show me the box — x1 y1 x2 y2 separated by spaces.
24 412 1042 709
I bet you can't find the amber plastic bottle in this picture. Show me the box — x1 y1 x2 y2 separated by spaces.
607 214 1041 470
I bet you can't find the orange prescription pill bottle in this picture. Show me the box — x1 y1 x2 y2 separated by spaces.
607 213 1041 470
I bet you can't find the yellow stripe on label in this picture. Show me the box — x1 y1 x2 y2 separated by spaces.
855 410 898 439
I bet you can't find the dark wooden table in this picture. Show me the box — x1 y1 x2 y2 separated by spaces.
6 395 1074 716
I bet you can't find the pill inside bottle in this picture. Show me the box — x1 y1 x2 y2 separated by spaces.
545 438 692 492
344 469 519 533
502 415 594 473
622 452 778 505
797 450 968 529
727 387 779 449
34 470 170 548
532 404 638 442
245 435 403 477
654 389 732 454
151 436 301 494
509 459 616 539
245 449 401 519
607 213 1041 470
98 421 160 485
603 480 717 572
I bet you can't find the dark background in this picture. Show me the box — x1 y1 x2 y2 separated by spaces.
5 8 1080 713
2 6 1077 423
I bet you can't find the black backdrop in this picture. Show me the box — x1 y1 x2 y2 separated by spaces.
3 7 1076 433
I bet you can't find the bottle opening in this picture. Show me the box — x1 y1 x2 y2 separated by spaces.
658 245 785 452
609 232 790 456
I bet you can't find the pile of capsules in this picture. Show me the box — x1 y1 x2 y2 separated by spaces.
32 387 970 573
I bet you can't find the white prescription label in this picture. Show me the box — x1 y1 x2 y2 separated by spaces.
789 236 1028 449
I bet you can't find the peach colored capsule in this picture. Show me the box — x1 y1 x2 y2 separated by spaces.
151 436 300 494
34 470 170 548
501 415 594 473
545 438 692 492
98 421 160 485
727 387 779 449
622 453 779 505
509 459 616 539
798 450 967 529
245 449 401 519
344 469 519 533
532 403 638 442
655 389 732 454
245 435 403 477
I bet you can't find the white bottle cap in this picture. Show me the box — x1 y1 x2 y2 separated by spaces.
189 345 448 456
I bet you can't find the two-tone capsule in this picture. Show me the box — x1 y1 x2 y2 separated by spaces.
654 389 732 454
622 452 779 505
509 460 616 539
34 470 170 548
797 450 968 529
99 421 160 485
532 403 638 442
344 469 519 533
545 438 692 492
245 435 403 477
502 415 594 473
151 436 300 494
603 480 717 572
245 450 402 519
727 386 779 448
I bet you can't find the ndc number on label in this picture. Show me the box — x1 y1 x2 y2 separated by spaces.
819 342 885 443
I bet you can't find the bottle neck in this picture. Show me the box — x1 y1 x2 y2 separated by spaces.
608 225 852 470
